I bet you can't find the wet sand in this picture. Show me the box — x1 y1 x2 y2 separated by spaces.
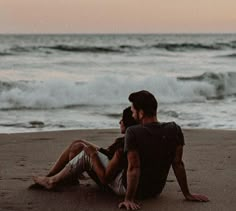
0 128 236 211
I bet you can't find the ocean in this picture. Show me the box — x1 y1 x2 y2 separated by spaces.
0 34 236 133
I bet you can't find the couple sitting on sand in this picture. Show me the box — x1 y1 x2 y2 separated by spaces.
33 90 209 210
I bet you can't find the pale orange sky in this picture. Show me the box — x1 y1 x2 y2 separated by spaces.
0 0 236 33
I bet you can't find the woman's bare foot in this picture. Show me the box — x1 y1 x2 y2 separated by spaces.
78 173 89 180
33 176 56 190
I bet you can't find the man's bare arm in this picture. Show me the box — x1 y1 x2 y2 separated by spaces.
84 146 123 184
103 148 124 183
118 150 141 210
172 145 209 202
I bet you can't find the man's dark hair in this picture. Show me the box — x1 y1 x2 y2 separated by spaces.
128 90 158 117
122 106 138 128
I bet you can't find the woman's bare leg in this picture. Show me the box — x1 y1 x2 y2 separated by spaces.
33 165 72 189
34 149 97 189
46 145 71 177
47 140 99 177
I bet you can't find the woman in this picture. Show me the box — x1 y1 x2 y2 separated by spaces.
33 107 138 194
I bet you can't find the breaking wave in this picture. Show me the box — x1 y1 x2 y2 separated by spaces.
0 52 13 56
2 39 236 56
0 72 235 110
47 45 123 53
219 53 236 58
152 43 221 51
151 40 236 51
178 72 236 98
6 45 123 54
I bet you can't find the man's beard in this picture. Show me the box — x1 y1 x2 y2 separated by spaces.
136 112 143 123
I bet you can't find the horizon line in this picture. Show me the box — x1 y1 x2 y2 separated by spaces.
0 32 236 35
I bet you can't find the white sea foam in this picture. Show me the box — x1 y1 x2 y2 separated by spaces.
1 34 236 132
0 72 235 110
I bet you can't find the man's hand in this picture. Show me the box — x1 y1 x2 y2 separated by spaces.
185 193 209 202
118 200 141 210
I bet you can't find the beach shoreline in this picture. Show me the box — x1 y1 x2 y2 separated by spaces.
0 128 236 210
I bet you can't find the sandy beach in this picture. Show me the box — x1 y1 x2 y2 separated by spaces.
0 128 236 211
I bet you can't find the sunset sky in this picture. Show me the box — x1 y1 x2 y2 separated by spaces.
1 0 236 34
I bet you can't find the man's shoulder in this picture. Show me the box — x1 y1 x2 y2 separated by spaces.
161 122 185 145
158 121 183 134
125 124 144 140
127 122 181 131
128 124 142 129
160 121 181 129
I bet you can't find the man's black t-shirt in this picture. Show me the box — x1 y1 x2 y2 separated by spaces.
124 122 184 199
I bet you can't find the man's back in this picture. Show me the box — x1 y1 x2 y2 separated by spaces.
124 121 184 198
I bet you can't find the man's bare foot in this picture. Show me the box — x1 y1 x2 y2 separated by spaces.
33 176 55 190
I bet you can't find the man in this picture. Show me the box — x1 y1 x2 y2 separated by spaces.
119 90 209 210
